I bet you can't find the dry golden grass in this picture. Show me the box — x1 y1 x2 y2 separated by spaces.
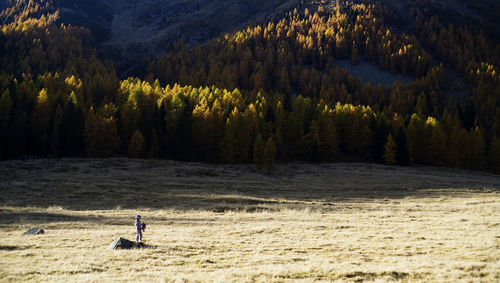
0 159 499 282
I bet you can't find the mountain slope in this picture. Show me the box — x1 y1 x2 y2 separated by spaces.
0 1 499 173
53 0 301 76
37 0 499 76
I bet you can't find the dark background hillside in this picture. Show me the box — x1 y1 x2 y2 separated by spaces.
4 0 491 77
49 0 301 77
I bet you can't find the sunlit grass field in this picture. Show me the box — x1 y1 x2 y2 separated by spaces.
1 159 499 282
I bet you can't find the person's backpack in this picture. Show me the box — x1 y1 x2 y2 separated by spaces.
142 222 146 232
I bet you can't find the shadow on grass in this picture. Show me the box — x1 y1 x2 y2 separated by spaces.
0 211 111 225
0 209 232 227
0 158 498 211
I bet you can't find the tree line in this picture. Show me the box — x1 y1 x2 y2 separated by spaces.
0 1 498 173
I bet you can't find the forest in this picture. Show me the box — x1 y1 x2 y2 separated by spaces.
0 0 499 173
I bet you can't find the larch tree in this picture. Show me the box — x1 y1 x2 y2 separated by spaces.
120 99 141 147
239 105 259 162
318 113 338 161
383 133 397 164
31 88 51 153
0 89 11 132
84 107 120 157
206 99 224 161
467 127 486 170
395 127 410 165
448 126 467 168
253 133 265 170
428 124 448 166
489 136 500 173
84 107 99 156
351 45 360 65
60 98 84 155
148 128 159 158
0 89 12 158
299 120 321 161
263 137 277 174
98 117 121 157
220 111 238 163
191 97 210 158
49 104 63 156
128 130 145 158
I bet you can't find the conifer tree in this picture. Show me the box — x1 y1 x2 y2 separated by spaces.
84 107 120 157
192 98 209 158
221 117 237 163
240 105 259 162
98 117 121 157
383 133 397 164
371 119 388 162
128 130 145 158
299 120 321 161
31 88 51 153
49 104 63 156
428 124 448 166
120 100 140 147
448 126 466 168
207 99 224 161
275 127 284 160
407 113 426 163
467 127 486 170
263 137 277 174
0 90 12 158
351 45 360 66
0 89 11 132
253 133 264 170
148 128 159 158
395 127 410 165
60 99 84 155
84 107 99 156
489 136 500 174
318 115 338 161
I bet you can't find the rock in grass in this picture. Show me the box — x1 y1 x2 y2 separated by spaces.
107 237 145 250
23 228 44 236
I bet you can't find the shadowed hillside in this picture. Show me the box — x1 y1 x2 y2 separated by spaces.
50 0 302 76
4 0 498 75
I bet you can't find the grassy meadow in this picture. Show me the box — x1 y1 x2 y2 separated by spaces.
0 159 499 282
